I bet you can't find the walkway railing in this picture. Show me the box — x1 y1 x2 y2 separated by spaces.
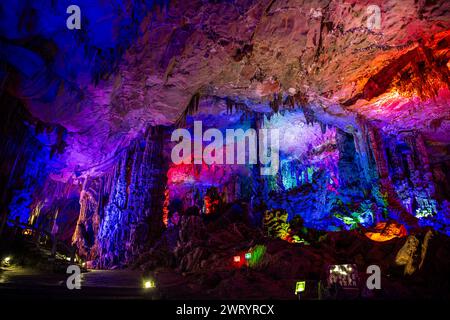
6 219 77 263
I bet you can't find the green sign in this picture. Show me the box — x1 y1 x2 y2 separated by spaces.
295 281 306 294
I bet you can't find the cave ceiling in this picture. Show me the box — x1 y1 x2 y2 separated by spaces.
1 0 449 178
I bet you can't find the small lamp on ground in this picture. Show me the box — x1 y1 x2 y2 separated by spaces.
295 281 306 300
2 256 12 266
143 279 156 289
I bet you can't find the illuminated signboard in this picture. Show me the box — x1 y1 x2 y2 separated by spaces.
327 264 359 288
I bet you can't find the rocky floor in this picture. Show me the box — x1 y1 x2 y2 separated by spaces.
1 213 449 300
133 214 450 300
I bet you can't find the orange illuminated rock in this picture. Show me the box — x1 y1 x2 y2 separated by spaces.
365 221 407 242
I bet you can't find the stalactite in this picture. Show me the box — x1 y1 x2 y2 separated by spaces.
162 188 170 227
283 95 295 109
320 122 327 134
301 105 315 125
367 126 389 179
176 92 201 127
90 126 168 268
72 177 100 259
226 97 233 114
269 93 282 113
293 91 307 106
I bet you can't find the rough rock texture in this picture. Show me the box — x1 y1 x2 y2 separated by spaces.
71 127 169 268
1 0 448 177
137 206 450 299
1 0 449 274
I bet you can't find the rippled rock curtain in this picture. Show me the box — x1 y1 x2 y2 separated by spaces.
72 126 169 268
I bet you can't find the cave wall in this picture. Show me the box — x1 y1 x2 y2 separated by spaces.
251 111 450 233
0 0 448 272
366 127 450 234
2 99 449 268
0 93 71 234
71 126 169 268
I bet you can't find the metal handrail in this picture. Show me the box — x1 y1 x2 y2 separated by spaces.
6 219 76 259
